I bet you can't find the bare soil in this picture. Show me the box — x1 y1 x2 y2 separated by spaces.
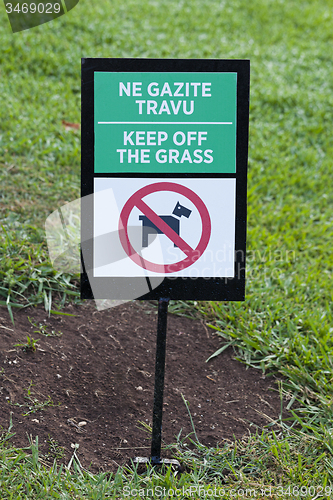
0 301 286 473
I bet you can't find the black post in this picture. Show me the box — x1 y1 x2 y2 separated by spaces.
151 297 169 463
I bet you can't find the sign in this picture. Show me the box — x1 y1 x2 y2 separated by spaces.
81 59 249 300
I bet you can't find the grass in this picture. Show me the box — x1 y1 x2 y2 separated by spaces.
0 223 80 322
0 0 333 497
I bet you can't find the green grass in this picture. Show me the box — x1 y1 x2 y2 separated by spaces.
1 0 333 497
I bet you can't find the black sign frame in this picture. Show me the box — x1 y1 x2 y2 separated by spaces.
81 58 249 301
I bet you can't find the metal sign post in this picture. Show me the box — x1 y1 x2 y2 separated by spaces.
151 298 169 463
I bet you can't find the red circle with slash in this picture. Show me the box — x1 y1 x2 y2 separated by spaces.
118 182 211 273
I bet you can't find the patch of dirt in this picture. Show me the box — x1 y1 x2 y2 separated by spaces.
0 301 286 473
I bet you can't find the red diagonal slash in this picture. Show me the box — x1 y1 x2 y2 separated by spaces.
135 198 193 256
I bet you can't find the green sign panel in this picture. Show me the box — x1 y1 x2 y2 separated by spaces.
94 72 237 174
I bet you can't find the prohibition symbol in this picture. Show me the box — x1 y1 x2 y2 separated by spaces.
119 182 211 273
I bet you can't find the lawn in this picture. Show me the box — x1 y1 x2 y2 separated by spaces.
0 0 333 498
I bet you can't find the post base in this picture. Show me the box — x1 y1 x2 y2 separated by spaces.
133 456 181 470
